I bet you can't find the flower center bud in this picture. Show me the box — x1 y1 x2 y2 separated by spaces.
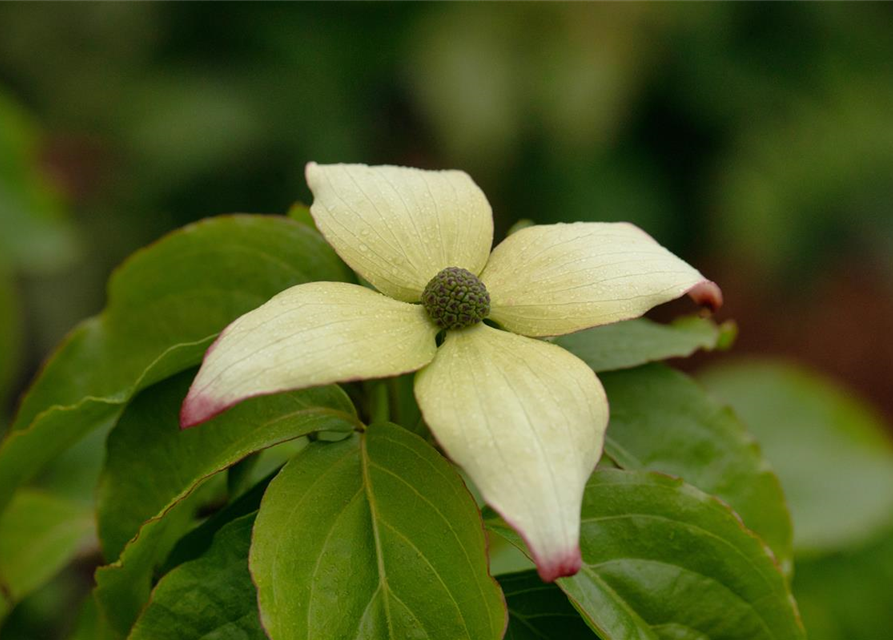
422 267 490 330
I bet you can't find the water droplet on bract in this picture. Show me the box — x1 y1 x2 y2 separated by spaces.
359 244 369 253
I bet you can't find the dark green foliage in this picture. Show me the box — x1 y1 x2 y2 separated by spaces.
499 571 597 640
129 515 266 640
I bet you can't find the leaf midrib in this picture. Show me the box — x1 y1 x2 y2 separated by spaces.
360 435 398 639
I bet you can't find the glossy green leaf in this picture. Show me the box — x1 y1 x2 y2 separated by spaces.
554 316 726 373
601 364 793 575
0 214 350 517
489 469 805 640
129 514 265 640
793 526 893 640
250 422 506 640
93 372 358 637
0 489 93 621
700 360 893 555
498 571 596 640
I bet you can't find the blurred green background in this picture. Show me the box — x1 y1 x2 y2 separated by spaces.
1 3 892 639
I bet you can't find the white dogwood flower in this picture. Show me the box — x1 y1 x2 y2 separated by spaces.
180 162 721 581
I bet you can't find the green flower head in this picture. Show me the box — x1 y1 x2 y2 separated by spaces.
181 163 721 581
422 266 491 330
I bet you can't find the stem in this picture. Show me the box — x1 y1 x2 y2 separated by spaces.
366 380 390 425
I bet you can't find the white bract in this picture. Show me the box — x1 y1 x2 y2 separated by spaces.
181 162 721 581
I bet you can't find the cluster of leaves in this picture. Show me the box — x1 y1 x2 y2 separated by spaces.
1 210 892 639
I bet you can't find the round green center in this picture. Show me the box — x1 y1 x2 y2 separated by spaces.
422 267 490 330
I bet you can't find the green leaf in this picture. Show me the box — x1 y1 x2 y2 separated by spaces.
69 595 116 640
601 364 793 576
792 526 893 640
286 202 316 228
700 360 893 555
28 418 113 507
250 422 506 640
498 571 596 640
554 316 727 373
161 470 275 574
488 469 805 640
488 528 535 577
0 489 93 621
129 514 265 640
0 214 351 517
93 371 358 637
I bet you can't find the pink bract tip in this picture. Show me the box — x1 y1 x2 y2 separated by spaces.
179 391 228 430
687 280 723 313
535 546 582 583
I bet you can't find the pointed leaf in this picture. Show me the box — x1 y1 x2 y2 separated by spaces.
0 215 350 517
489 469 805 640
250 422 506 640
600 364 793 575
554 316 726 372
93 372 357 637
129 514 265 640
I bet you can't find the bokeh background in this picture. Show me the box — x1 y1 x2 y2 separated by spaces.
1 3 892 639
